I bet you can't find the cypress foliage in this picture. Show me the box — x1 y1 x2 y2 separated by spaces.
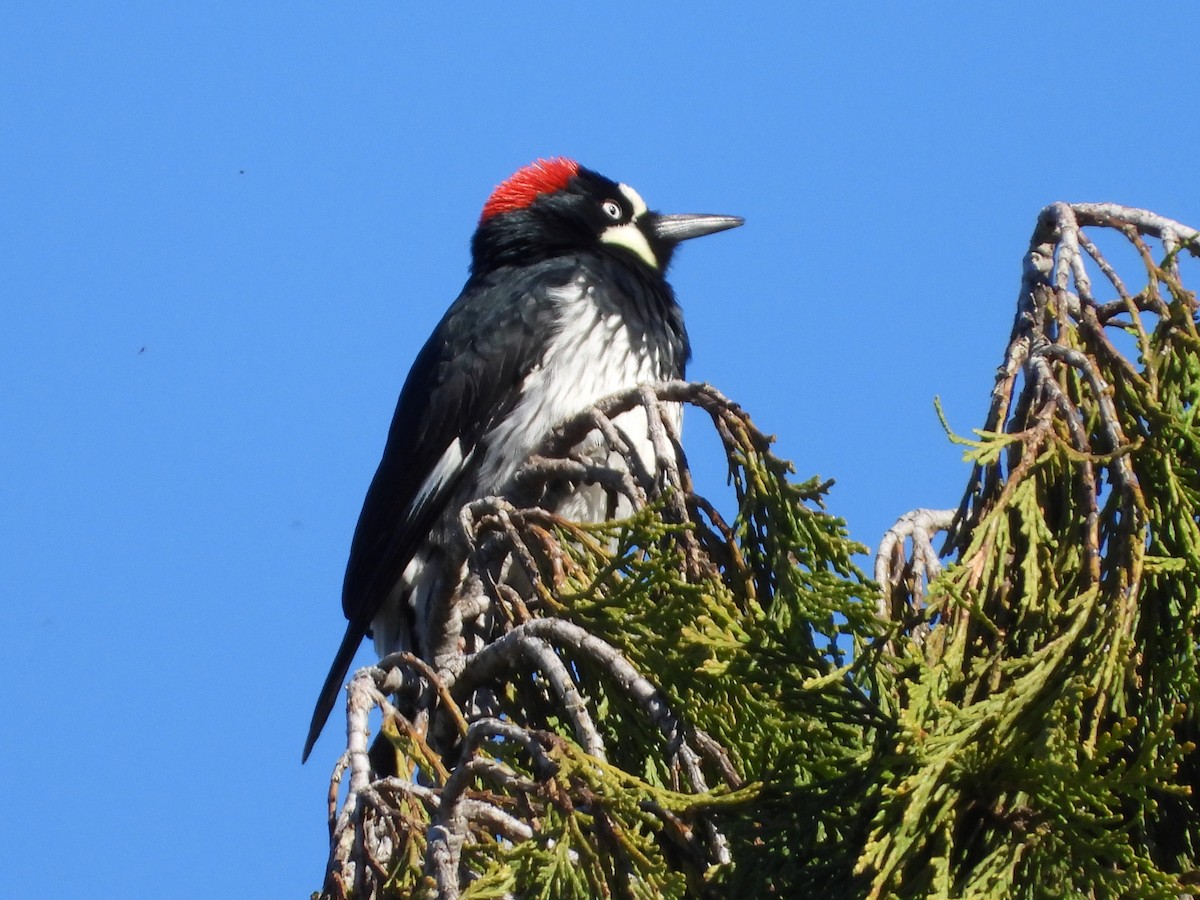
860 206 1200 897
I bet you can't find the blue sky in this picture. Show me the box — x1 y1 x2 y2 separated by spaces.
4 3 1199 897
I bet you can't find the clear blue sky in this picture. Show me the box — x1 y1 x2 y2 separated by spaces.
4 4 1198 897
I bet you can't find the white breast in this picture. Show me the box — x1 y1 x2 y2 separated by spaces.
474 274 680 499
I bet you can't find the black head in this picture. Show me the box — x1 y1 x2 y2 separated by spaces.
470 158 742 275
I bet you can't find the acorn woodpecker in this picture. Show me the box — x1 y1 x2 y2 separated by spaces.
303 158 741 761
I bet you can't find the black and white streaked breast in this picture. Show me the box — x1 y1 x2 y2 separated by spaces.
473 266 685 511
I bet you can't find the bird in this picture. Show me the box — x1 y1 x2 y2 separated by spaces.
303 157 742 761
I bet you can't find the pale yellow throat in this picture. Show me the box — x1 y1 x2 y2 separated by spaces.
600 183 658 269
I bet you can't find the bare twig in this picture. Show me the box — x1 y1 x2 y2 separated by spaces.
875 508 957 617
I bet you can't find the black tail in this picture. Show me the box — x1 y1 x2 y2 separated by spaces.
302 620 369 762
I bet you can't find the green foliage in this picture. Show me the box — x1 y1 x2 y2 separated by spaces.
860 225 1200 897
454 406 882 897
552 484 884 896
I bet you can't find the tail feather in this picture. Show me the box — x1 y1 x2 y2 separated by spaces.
302 620 370 762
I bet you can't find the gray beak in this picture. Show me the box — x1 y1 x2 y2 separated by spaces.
651 213 744 243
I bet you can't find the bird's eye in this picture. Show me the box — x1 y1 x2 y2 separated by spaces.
602 200 623 221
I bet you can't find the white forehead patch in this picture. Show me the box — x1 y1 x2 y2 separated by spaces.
617 183 648 219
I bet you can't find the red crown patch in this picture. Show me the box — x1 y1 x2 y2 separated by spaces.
480 157 581 222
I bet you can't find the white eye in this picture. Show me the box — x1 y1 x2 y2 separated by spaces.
602 200 623 220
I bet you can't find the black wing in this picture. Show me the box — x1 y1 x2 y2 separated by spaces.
302 261 570 761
